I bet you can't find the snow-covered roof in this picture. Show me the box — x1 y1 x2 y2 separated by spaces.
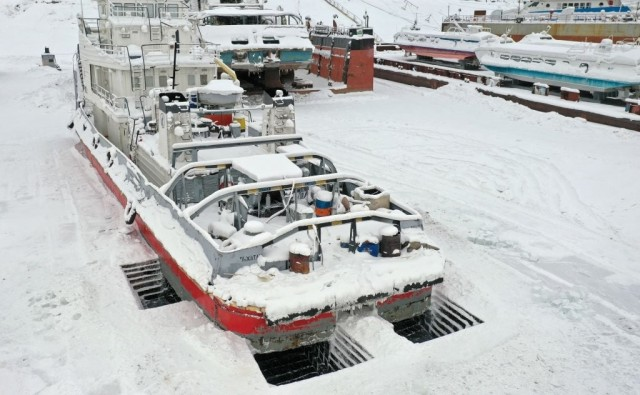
198 79 244 95
231 154 303 181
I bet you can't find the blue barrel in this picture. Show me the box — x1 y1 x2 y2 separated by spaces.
315 191 333 217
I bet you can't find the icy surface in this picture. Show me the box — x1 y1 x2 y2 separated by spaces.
1 0 639 394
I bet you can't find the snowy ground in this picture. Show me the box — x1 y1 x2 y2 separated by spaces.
1 0 640 394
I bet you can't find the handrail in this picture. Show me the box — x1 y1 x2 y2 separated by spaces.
171 134 303 167
322 0 384 43
91 83 131 116
443 12 637 24
162 151 335 197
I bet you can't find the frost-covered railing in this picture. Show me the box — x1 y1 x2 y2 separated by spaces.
138 43 219 65
91 84 130 114
185 173 421 224
171 134 303 167
98 44 135 62
162 151 337 205
207 0 264 7
78 17 105 46
106 0 191 19
443 13 637 24
74 104 221 282
323 0 363 26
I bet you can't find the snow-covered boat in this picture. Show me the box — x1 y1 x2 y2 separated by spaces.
492 0 633 20
191 4 314 87
72 0 445 353
393 23 513 68
475 31 640 99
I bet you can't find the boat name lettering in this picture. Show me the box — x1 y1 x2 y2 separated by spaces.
240 254 260 262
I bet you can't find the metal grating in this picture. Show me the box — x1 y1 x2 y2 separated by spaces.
121 259 181 309
393 293 483 343
255 326 372 386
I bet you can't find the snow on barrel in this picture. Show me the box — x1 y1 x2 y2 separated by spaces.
289 242 311 274
315 190 333 217
380 225 401 258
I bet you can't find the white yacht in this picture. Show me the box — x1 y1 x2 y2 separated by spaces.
191 4 314 86
475 31 640 99
494 0 633 20
394 23 513 69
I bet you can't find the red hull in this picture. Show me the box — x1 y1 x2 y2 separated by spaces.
80 139 434 349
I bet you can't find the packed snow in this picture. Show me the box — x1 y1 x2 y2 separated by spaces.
1 0 640 394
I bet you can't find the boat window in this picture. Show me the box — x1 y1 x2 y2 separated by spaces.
158 4 179 18
145 75 154 88
202 14 302 27
500 54 510 60
159 75 168 87
521 57 532 63
112 3 123 16
532 57 542 63
511 55 521 62
528 2 540 7
124 3 137 16
188 74 195 86
260 16 276 25
544 59 556 65
546 3 551 7
562 3 567 8
200 74 208 85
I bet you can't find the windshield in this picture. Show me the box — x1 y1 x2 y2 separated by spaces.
200 14 303 26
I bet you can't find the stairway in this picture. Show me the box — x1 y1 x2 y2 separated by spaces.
121 259 182 309
393 292 483 343
254 326 373 386
322 0 384 43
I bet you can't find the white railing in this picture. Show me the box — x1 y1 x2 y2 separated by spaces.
443 12 638 24
106 0 191 19
322 0 384 43
324 0 363 25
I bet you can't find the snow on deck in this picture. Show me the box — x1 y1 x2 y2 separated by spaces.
4 0 640 393
211 244 444 321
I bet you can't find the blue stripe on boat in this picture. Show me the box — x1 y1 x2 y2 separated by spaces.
483 65 633 90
